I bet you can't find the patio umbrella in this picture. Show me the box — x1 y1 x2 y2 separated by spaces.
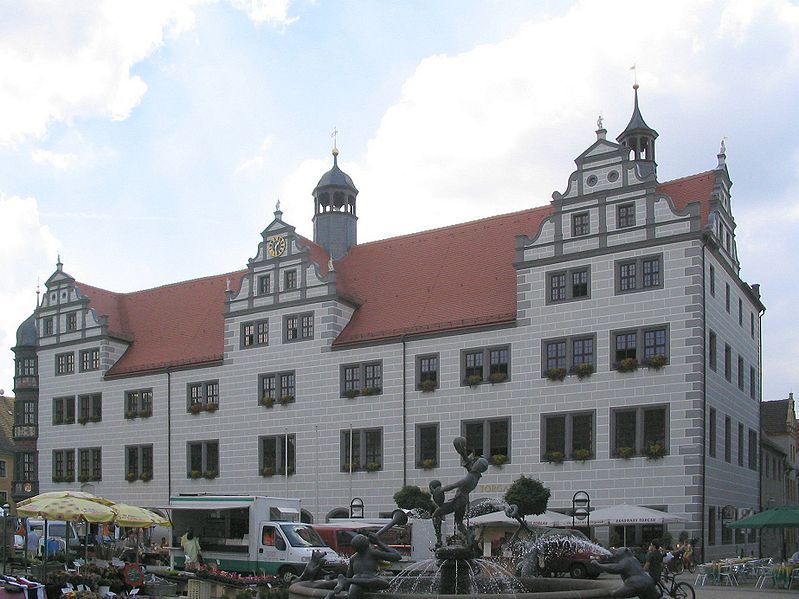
18 491 115 507
469 510 567 527
588 505 687 547
728 506 799 529
111 503 171 528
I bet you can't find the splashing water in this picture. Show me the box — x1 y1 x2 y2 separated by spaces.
512 534 612 576
386 557 524 594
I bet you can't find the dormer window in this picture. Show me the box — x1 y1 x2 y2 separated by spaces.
258 275 271 295
43 317 53 336
572 213 589 237
618 204 636 228
285 270 297 290
66 312 77 331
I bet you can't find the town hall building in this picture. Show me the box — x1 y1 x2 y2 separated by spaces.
11 87 764 560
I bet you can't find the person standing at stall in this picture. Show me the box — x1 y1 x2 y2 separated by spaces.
180 528 202 569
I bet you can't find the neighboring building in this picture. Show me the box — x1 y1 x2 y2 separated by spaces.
760 396 799 558
10 88 764 560
0 396 15 512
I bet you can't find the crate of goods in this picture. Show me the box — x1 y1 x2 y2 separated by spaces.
146 582 178 597
187 579 212 599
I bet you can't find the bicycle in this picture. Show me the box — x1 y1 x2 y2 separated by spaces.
658 570 695 599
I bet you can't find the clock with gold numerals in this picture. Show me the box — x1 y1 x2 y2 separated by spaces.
267 235 287 257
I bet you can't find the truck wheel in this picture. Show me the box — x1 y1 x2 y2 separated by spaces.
569 563 587 579
278 566 297 583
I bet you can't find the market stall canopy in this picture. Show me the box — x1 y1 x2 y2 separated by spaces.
17 495 116 523
111 503 171 528
588 505 687 526
469 510 568 527
729 506 799 529
18 490 115 507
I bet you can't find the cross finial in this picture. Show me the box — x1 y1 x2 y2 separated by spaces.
36 277 40 308
629 63 638 87
331 127 338 151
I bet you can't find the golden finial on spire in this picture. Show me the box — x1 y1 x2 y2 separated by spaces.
331 127 339 157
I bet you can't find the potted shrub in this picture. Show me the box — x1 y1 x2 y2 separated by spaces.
491 454 508 466
342 461 360 472
617 446 635 459
365 462 381 472
189 403 204 414
615 358 638 372
140 471 152 482
420 379 437 392
466 374 483 387
98 580 112 596
345 388 360 399
573 448 593 462
645 443 666 459
543 451 565 464
644 354 668 370
572 363 594 380
126 409 137 419
78 416 89 425
78 473 92 483
363 387 380 396
203 469 218 479
52 474 63 483
206 402 219 412
90 415 101 422
420 458 436 470
260 466 275 477
489 372 507 384
126 472 138 483
260 396 275 408
189 470 202 479
545 367 567 381
279 395 294 405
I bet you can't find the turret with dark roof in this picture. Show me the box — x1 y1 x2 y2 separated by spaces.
617 84 658 165
312 147 359 260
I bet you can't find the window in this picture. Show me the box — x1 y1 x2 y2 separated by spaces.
611 405 668 457
17 400 37 426
187 440 219 478
53 396 75 425
241 319 269 348
126 389 153 418
43 317 53 336
748 430 757 470
78 447 102 482
722 520 732 545
126 445 153 481
17 357 36 376
258 274 271 295
461 345 511 384
187 380 219 412
79 348 100 372
612 326 668 368
416 424 439 468
725 283 730 313
55 352 75 375
544 340 566 371
737 356 744 390
542 411 594 461
341 428 382 471
708 407 716 458
0 461 6 478
66 312 77 331
738 298 743 326
708 330 717 371
708 507 716 546
284 312 314 342
572 212 589 236
615 255 663 293
737 423 744 467
542 335 595 376
751 313 755 338
462 418 510 463
340 362 382 396
724 416 731 463
259 371 296 403
52 450 75 483
260 434 296 475
750 366 757 400
724 344 732 381
709 265 715 296
546 267 590 303
416 354 439 390
284 270 297 290
617 203 635 228
16 453 36 483
78 394 102 424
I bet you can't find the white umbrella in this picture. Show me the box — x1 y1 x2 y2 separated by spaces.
469 510 568 527
588 504 687 526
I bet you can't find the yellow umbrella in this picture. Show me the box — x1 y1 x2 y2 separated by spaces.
18 491 115 507
111 503 170 528
17 495 116 522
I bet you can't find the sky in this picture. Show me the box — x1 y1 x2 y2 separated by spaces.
1 0 798 401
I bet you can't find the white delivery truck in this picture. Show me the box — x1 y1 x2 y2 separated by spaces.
164 495 342 579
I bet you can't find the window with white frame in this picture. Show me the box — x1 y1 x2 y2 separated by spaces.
52 450 75 483
615 254 663 293
260 434 296 476
416 354 439 390
542 411 594 461
79 348 100 372
241 319 269 348
126 445 153 481
572 212 589 236
611 326 669 368
341 428 382 472
55 352 75 375
258 274 271 295
78 393 102 424
611 405 668 458
187 440 219 478
125 389 153 418
53 396 75 425
284 312 314 342
543 334 595 376
78 447 102 482
462 418 510 464
416 424 439 468
617 203 636 228
546 267 590 303
187 380 219 412
340 362 382 397
461 345 511 385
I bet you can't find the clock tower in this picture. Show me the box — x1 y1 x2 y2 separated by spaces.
312 147 358 260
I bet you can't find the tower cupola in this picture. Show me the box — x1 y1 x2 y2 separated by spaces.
616 84 658 163
312 147 359 260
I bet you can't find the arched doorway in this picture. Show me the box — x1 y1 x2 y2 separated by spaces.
301 509 313 524
326 508 349 522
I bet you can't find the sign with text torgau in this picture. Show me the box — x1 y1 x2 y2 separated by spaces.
478 484 511 494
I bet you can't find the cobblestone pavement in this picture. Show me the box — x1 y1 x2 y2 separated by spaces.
666 572 799 597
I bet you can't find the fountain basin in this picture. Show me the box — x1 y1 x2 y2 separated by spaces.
290 576 617 599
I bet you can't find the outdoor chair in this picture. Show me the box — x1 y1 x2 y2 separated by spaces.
718 564 738 586
788 567 799 590
694 564 708 586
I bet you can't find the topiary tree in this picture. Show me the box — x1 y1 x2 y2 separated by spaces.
504 475 551 517
394 485 435 513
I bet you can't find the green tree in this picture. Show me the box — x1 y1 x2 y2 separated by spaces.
393 485 435 513
504 475 551 517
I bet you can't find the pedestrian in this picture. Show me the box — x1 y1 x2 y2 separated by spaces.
643 541 663 583
26 529 40 560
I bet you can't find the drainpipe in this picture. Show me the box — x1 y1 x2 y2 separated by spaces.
758 303 765 557
701 244 707 564
167 369 172 501
402 335 407 487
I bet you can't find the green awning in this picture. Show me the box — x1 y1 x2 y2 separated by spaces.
728 506 799 529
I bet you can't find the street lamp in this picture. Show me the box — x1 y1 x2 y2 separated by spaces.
572 490 591 531
1 503 9 574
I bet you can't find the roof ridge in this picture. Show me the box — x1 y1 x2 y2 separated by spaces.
658 169 716 186
349 204 552 249
78 268 247 298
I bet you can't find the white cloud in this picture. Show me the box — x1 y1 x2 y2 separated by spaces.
0 194 60 395
30 149 78 170
235 136 274 174
0 1 296 145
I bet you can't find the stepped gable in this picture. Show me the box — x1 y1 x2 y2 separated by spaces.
332 206 553 346
657 170 716 223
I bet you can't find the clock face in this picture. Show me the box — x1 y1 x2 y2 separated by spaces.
267 235 287 257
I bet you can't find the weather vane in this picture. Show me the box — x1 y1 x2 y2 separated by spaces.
331 126 338 151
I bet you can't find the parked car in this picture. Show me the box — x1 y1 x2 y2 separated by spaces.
517 528 609 579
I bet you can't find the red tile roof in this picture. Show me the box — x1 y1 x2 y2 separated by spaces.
75 171 718 376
